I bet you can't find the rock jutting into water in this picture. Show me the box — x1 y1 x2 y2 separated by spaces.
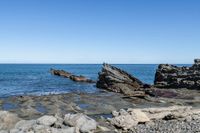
96 63 151 97
50 69 72 78
50 68 96 83
154 59 200 89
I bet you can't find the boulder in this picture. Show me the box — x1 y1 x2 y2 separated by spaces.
14 120 36 131
64 113 97 133
96 63 150 97
110 108 150 130
0 111 98 133
109 106 200 130
37 115 57 126
154 59 200 89
0 111 21 130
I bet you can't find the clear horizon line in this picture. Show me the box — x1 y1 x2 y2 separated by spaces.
0 62 193 65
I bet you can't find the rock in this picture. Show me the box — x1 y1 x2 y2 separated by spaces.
110 106 200 130
50 69 72 78
0 111 21 130
51 68 96 83
50 127 76 133
37 115 57 126
110 108 150 130
127 109 150 123
14 120 36 131
141 106 196 120
64 113 97 133
0 131 8 133
154 59 200 89
96 63 150 97
70 75 96 83
97 125 111 132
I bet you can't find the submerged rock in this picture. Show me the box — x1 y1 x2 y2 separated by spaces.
96 63 150 97
50 68 95 83
154 59 200 89
70 75 96 83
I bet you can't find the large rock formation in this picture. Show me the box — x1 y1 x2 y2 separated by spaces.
50 69 95 83
154 59 200 89
96 63 151 97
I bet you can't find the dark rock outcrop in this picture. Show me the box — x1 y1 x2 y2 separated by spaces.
154 59 200 89
69 75 96 83
96 63 151 97
50 69 72 78
50 69 95 83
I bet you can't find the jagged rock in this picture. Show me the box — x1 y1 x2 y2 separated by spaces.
154 59 200 89
50 69 72 78
96 63 150 97
36 115 57 126
110 108 150 130
0 111 21 130
64 113 97 133
51 68 96 83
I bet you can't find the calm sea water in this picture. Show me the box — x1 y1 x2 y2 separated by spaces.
0 64 159 97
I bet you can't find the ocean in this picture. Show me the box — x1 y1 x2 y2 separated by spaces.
0 64 159 97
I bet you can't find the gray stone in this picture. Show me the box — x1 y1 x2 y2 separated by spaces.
14 120 36 131
110 108 150 130
64 113 97 133
36 115 57 126
0 111 21 130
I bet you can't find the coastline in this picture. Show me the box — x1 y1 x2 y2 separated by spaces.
1 62 200 132
0 88 200 132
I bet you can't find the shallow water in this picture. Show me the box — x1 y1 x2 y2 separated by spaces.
0 64 191 97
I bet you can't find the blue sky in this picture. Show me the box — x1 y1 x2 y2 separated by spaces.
0 0 199 64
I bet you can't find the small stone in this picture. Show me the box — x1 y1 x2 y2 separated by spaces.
97 125 111 132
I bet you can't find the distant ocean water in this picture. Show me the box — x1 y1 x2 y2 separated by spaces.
0 64 190 97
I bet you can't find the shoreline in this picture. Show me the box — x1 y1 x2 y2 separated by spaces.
1 62 200 132
0 89 199 133
0 88 200 118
